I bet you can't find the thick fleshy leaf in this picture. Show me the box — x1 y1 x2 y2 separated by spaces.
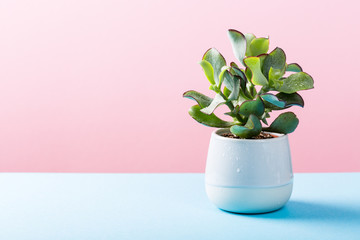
230 115 262 138
268 67 285 89
261 93 286 108
260 111 270 125
286 63 302 72
223 71 235 92
218 66 231 88
244 57 268 86
228 76 240 101
258 54 267 68
262 47 286 79
189 105 233 128
239 96 265 117
279 72 314 93
229 66 247 91
249 38 269 56
199 60 215 84
263 112 299 134
183 90 213 108
245 67 252 81
276 92 304 107
203 48 226 85
230 62 239 68
223 87 231 98
200 94 226 115
261 117 268 125
228 29 247 64
230 64 246 81
245 33 256 56
268 67 284 81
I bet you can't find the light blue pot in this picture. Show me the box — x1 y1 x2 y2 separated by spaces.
205 129 293 214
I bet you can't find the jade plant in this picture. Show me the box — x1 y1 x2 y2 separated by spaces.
183 29 314 138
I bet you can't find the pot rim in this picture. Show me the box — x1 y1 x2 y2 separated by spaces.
213 128 288 142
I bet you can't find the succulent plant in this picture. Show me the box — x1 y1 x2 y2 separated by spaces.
183 29 314 138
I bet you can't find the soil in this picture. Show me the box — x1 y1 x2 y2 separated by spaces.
221 131 277 139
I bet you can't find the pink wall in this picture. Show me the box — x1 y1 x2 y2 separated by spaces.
0 0 359 173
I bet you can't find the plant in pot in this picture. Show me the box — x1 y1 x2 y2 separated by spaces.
183 29 314 214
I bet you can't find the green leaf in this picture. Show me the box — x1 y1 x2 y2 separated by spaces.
228 29 247 64
269 67 284 82
276 92 304 108
262 47 286 79
249 38 269 56
261 93 286 108
223 71 235 91
218 66 231 88
245 67 252 81
286 63 302 72
230 65 246 81
199 60 215 85
230 62 239 68
189 105 233 128
268 67 285 89
239 96 265 117
223 87 231 98
245 33 256 56
183 90 213 108
279 72 314 94
244 57 268 86
230 115 262 138
260 111 269 125
228 76 240 101
200 94 226 115
263 112 299 134
258 54 267 69
203 48 226 85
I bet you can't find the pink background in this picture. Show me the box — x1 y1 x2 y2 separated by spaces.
0 0 359 173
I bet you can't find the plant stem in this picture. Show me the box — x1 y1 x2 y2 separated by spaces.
218 91 243 123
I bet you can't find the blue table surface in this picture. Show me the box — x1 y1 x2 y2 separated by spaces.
0 173 359 240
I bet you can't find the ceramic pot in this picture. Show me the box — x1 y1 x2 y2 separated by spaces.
205 128 293 214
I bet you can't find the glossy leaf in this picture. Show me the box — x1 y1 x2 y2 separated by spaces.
268 67 285 89
230 115 262 138
230 62 239 68
244 57 268 86
262 47 286 79
258 54 267 68
249 38 269 56
223 71 235 91
223 87 231 98
260 111 269 125
245 33 256 56
200 94 226 115
183 90 213 108
268 67 283 81
276 92 304 107
203 48 226 85
218 66 231 88
279 72 314 93
228 29 247 64
263 112 299 134
189 105 233 128
239 96 265 117
199 60 215 84
230 65 246 81
286 63 302 72
245 67 252 81
228 76 240 101
261 93 286 108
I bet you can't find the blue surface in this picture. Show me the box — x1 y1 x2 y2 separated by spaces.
0 173 359 239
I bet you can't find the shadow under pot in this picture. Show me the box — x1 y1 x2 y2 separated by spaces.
205 128 293 214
